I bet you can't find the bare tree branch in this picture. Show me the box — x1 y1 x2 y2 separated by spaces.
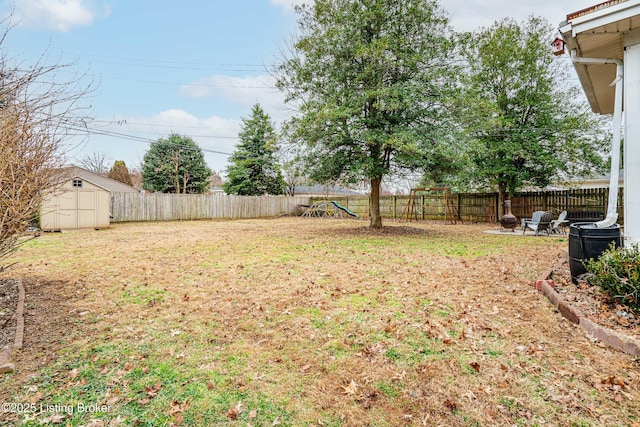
0 14 94 272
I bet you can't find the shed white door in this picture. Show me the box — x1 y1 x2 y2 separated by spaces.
42 188 109 230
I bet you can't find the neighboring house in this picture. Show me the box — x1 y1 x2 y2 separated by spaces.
293 185 363 197
40 166 138 231
568 169 624 189
210 186 225 195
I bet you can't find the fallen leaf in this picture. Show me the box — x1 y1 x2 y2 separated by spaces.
84 420 105 427
107 416 126 427
206 380 216 390
31 392 43 404
51 414 67 424
300 364 311 373
483 407 496 421
168 400 190 416
444 399 459 411
341 380 358 396
145 381 162 398
226 402 242 420
272 416 281 425
171 412 183 426
182 294 190 302
249 409 258 419
469 362 481 373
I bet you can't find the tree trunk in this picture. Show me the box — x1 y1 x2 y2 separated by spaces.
370 176 383 228
497 185 506 220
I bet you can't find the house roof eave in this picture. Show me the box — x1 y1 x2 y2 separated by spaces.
560 0 640 114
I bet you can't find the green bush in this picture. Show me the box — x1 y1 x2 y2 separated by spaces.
583 243 640 312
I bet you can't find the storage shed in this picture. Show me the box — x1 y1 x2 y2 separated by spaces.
40 166 138 231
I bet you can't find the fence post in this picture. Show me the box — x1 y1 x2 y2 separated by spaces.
391 196 394 219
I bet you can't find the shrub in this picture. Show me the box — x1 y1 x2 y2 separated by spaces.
583 243 640 312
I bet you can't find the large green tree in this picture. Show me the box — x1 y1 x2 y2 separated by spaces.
460 17 608 215
276 0 457 228
223 104 285 196
142 133 211 194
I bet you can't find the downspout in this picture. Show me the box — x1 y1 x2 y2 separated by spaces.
570 50 623 228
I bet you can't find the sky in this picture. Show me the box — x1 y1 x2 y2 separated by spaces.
1 0 602 176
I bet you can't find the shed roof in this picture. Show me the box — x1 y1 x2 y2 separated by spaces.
62 166 139 193
560 0 640 114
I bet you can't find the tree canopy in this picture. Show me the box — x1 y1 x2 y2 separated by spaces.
276 0 458 228
141 133 211 194
107 160 133 186
458 17 608 210
223 104 285 196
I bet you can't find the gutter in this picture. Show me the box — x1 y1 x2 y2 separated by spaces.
570 50 623 228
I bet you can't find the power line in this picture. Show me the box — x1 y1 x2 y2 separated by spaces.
66 125 234 156
90 120 239 139
58 52 274 69
90 74 277 88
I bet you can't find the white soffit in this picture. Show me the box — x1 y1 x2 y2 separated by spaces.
560 0 640 114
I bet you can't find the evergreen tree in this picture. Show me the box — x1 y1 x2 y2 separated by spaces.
107 160 133 186
142 133 211 194
223 104 286 195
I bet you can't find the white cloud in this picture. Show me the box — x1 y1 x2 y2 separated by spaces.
8 0 111 32
79 110 242 173
179 74 292 122
116 109 241 152
270 0 309 13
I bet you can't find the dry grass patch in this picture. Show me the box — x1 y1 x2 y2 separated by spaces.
0 218 639 426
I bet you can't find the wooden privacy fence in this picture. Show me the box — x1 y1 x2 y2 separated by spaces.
311 187 624 224
110 193 311 222
110 187 623 224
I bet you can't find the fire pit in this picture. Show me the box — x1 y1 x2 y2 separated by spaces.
500 200 518 231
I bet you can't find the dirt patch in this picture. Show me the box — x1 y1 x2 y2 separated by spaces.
0 277 80 401
0 279 18 351
331 223 438 237
552 262 640 336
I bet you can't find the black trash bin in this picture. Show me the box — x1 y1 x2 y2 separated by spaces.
568 222 622 284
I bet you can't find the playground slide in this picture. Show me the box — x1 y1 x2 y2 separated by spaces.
331 201 360 219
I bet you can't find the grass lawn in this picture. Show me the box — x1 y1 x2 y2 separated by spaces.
1 218 639 426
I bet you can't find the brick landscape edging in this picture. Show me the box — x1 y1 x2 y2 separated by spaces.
0 278 25 374
534 260 640 356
